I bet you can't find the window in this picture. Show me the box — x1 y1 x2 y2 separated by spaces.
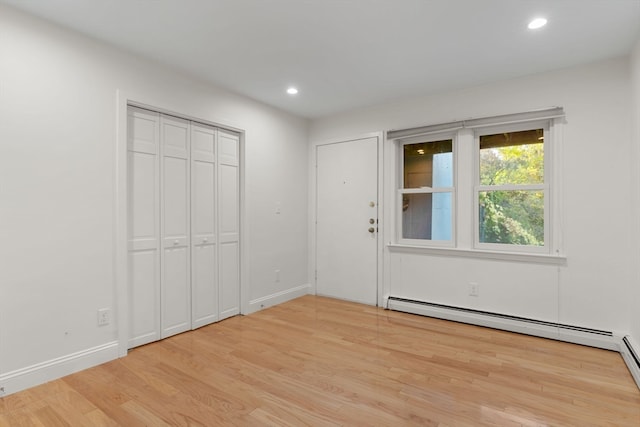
400 138 454 243
390 107 563 257
476 125 548 252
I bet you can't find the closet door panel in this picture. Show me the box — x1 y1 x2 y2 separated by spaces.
163 156 189 239
219 164 239 241
192 125 216 163
192 243 217 327
218 130 239 167
161 116 191 338
128 109 158 154
163 119 189 158
128 250 159 346
129 152 158 246
192 160 215 239
162 245 190 336
218 130 240 320
191 124 218 327
127 108 160 348
219 241 239 319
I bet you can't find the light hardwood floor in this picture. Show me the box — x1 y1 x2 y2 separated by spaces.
1 295 639 426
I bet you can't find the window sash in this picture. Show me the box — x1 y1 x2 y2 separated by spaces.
474 122 550 253
398 133 456 246
401 187 455 194
477 184 546 192
398 191 455 246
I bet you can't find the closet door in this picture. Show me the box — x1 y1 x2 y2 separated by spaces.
127 107 161 348
191 124 218 328
218 130 240 320
160 115 191 338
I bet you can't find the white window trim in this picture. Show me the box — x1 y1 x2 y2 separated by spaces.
388 107 565 263
387 244 567 265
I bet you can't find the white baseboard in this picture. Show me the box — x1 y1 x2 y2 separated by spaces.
387 298 618 351
247 283 311 315
0 341 119 397
620 335 640 390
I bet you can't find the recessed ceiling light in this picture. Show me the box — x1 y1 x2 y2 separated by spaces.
286 87 298 95
528 17 547 30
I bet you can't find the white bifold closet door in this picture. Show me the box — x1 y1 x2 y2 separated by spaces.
127 106 240 349
191 124 218 328
218 130 240 320
127 107 161 348
160 115 191 338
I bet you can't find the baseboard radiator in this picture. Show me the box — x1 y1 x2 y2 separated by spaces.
387 296 616 350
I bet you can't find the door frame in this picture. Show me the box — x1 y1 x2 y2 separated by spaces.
309 132 385 306
115 90 247 357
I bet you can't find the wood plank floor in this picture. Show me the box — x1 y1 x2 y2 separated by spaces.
1 295 639 426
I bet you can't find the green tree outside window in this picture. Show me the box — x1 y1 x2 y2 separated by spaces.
479 130 544 246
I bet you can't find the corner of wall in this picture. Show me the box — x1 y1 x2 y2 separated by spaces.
619 335 640 390
630 37 640 350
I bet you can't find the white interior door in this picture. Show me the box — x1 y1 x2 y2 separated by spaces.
127 107 161 348
316 137 378 305
191 123 218 328
160 116 191 338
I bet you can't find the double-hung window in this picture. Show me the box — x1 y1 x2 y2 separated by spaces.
400 137 454 245
476 123 548 252
390 107 563 258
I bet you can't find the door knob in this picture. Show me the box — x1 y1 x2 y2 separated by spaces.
368 227 375 233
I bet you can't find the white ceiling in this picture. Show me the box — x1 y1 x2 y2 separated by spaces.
3 0 639 119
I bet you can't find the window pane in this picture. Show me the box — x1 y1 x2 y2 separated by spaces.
479 129 543 185
402 192 452 240
479 190 544 246
404 139 453 189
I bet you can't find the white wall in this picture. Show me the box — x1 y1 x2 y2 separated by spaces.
0 4 308 392
631 39 640 346
310 57 634 335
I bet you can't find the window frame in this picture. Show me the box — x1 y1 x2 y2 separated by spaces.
473 120 551 254
397 132 457 247
389 110 564 262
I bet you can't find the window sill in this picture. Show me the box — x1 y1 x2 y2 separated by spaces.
387 244 567 265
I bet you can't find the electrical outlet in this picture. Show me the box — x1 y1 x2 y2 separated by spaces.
275 269 281 282
469 282 479 297
97 308 110 326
